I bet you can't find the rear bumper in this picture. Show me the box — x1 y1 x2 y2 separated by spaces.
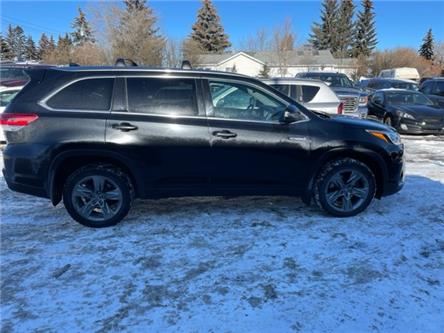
2 143 50 199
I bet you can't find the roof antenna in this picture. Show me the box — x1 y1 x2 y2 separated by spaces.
181 60 192 70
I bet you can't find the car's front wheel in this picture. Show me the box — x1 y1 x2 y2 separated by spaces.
314 158 376 217
63 165 133 227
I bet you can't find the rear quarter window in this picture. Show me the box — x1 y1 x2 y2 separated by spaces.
301 85 320 102
270 84 290 96
46 78 114 111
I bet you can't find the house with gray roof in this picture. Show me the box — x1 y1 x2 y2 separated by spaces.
195 48 357 78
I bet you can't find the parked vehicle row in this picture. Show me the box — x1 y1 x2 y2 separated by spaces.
1 65 405 227
296 72 368 118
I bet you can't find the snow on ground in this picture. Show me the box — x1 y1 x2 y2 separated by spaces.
1 136 444 333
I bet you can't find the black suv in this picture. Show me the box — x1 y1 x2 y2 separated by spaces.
419 77 444 107
1 66 405 227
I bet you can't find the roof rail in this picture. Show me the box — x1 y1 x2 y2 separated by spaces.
115 58 138 67
181 60 192 70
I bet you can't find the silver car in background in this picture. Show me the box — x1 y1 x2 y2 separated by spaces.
262 78 343 115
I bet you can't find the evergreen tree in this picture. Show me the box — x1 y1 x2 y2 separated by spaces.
419 29 434 60
124 0 147 12
309 0 338 53
335 0 355 57
25 35 39 61
38 33 50 58
71 7 95 45
0 34 13 60
190 0 231 53
352 0 377 57
49 35 56 51
258 64 270 78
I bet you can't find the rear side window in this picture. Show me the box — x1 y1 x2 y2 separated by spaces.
270 84 290 96
127 78 197 116
301 85 320 102
47 78 114 111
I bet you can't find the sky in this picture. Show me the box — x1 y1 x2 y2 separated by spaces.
1 0 443 51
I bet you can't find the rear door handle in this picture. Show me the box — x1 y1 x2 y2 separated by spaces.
212 130 237 139
112 122 138 132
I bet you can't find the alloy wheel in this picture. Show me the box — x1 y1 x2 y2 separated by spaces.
324 169 370 213
71 175 123 222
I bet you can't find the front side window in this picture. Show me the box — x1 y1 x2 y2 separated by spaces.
127 78 197 116
372 92 384 105
208 80 287 122
47 78 114 111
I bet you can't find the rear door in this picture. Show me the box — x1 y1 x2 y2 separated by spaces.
105 75 211 197
202 78 311 194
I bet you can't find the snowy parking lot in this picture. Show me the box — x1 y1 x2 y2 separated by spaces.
1 135 443 333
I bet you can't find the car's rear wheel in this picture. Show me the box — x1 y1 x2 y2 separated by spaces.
314 158 376 217
63 165 133 227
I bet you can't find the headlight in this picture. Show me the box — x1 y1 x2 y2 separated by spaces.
359 96 368 105
396 111 415 119
366 130 401 145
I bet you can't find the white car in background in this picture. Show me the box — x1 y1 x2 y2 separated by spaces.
262 78 343 115
0 85 24 143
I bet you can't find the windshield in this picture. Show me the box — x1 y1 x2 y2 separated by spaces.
390 81 418 91
385 91 434 106
302 73 355 88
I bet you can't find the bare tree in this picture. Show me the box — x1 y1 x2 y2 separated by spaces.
164 38 182 67
369 48 442 78
240 28 270 52
71 42 107 65
182 38 203 66
90 1 164 66
271 18 296 76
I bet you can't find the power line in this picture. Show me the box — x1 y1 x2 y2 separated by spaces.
2 15 67 36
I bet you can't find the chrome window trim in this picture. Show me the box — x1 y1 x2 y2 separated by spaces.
38 76 117 112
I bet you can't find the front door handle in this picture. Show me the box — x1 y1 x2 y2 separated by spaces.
212 130 237 139
112 122 138 132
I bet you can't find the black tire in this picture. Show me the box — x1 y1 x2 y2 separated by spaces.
314 158 376 217
63 164 133 227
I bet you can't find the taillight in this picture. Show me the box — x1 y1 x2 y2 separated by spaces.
0 113 39 131
337 102 344 115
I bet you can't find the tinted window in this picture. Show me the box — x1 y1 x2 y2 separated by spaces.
372 92 384 104
208 81 286 122
47 78 114 111
420 81 433 94
300 73 354 88
301 85 320 102
270 84 290 96
434 81 444 96
0 89 21 107
127 78 197 116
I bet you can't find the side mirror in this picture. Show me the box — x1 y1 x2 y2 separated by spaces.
282 106 304 123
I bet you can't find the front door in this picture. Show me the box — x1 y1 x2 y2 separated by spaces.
202 79 311 195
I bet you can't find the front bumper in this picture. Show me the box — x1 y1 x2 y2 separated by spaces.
397 118 444 135
342 105 368 118
381 144 405 197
